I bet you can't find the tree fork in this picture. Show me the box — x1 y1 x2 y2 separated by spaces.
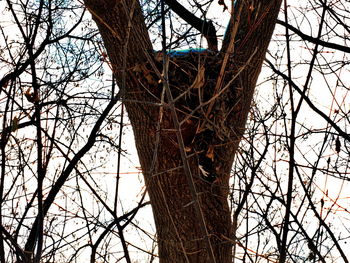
84 0 282 262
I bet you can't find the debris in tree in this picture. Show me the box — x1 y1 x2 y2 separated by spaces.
199 164 210 177
218 0 228 12
24 88 39 103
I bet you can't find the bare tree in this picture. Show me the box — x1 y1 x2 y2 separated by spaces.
0 1 149 262
1 0 350 262
83 0 282 262
230 1 350 262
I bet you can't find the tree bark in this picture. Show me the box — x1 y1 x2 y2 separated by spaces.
83 0 282 262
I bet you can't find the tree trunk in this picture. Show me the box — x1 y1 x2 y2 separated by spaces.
84 0 282 262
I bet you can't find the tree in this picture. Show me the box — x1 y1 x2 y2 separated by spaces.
1 0 350 262
83 0 282 262
0 1 141 262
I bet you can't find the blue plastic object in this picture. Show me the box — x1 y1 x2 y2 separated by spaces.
154 48 208 58
166 48 207 57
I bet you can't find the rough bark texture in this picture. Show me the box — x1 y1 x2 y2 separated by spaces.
84 0 282 262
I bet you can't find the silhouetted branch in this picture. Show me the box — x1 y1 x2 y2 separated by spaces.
164 0 218 51
277 20 350 54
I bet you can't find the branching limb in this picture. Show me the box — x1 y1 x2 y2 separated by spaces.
266 59 350 143
277 20 350 54
164 0 218 51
